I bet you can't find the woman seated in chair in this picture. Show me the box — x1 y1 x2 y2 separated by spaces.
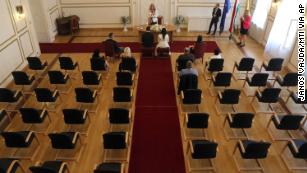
190 35 204 53
119 47 137 72
91 49 109 70
206 48 222 66
155 28 170 56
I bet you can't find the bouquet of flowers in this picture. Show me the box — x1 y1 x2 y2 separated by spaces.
150 24 162 32
121 16 130 25
174 15 185 26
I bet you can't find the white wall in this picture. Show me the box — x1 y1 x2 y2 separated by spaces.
0 0 40 87
58 0 247 28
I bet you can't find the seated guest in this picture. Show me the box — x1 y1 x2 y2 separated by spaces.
155 28 170 56
142 26 154 48
179 61 198 77
92 49 102 58
119 47 137 72
190 35 204 53
104 32 124 54
176 48 195 71
208 48 222 61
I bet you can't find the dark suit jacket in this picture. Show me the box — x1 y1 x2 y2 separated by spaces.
212 7 222 22
105 38 121 53
142 31 154 47
176 54 195 71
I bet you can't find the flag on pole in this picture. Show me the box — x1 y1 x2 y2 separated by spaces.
219 0 231 34
229 0 240 33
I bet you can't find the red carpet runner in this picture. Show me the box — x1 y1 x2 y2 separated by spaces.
40 41 218 53
128 58 186 173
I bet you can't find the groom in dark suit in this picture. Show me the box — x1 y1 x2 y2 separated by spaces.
142 26 154 47
207 3 222 35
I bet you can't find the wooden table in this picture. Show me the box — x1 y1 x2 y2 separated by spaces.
136 24 176 43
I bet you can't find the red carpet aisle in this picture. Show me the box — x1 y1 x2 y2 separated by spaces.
40 41 218 53
128 59 186 173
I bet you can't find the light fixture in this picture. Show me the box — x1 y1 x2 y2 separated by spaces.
16 5 25 19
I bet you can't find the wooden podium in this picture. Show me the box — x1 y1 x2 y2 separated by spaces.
56 15 80 35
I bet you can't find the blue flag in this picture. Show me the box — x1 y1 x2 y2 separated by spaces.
219 0 231 34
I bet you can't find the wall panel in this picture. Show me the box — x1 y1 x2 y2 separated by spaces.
60 0 130 4
19 31 34 58
0 0 15 45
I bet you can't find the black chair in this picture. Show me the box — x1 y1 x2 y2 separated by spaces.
233 140 271 172
209 72 232 96
119 57 137 72
27 57 48 72
286 90 307 113
0 131 40 160
178 74 198 95
62 109 90 135
0 88 23 111
113 87 132 103
0 109 8 122
75 88 98 113
18 108 51 132
141 47 155 57
266 114 305 141
183 113 209 140
116 71 134 87
281 139 307 171
176 58 191 72
186 140 218 172
157 47 170 57
48 71 71 93
48 132 82 161
94 162 124 173
34 88 60 110
82 71 102 89
251 88 281 113
59 56 79 72
232 57 255 79
29 161 71 173
223 113 254 140
91 57 108 73
103 132 128 161
260 58 284 73
0 158 26 173
243 73 269 96
215 89 241 114
108 108 131 132
205 58 224 77
273 73 298 88
11 71 35 93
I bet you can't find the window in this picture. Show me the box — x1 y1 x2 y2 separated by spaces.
252 0 272 29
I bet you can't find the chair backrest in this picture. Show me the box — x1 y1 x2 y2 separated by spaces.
1 131 31 148
104 40 115 57
282 73 298 86
0 158 21 173
193 43 205 59
0 88 15 102
103 132 126 149
19 108 44 123
298 141 307 158
266 58 284 71
62 109 86 124
214 72 232 87
230 113 254 128
178 74 198 94
119 58 137 72
48 71 66 84
59 57 75 70
27 57 44 70
113 87 131 102
29 167 57 173
48 133 76 149
220 89 240 104
183 89 202 104
90 58 107 71
208 58 224 72
250 73 269 86
75 88 95 103
34 88 55 102
244 141 271 159
116 72 133 86
157 47 170 57
94 163 122 173
187 113 209 128
12 71 31 85
278 115 304 130
237 57 255 71
82 71 100 85
0 110 7 122
109 108 130 124
192 140 218 159
259 88 281 103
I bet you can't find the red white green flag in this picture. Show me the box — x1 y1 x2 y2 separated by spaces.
229 0 240 33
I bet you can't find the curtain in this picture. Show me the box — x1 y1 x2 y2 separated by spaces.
265 0 306 60
252 0 272 29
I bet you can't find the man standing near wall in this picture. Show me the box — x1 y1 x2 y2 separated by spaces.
207 3 222 35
